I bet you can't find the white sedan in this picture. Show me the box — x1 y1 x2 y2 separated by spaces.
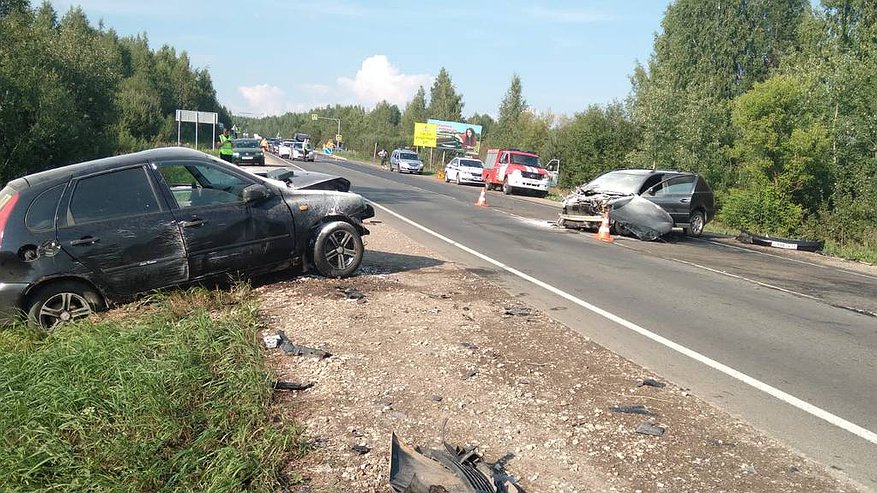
277 141 293 159
444 157 485 185
292 142 315 161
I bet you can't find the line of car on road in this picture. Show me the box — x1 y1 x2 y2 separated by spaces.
274 139 315 162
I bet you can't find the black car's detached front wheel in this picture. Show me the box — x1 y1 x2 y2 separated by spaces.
26 281 105 330
686 210 705 237
312 221 364 278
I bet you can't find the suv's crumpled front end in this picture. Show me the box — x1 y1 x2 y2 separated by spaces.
558 188 673 241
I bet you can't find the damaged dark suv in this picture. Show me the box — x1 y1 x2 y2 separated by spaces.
558 169 714 240
0 147 374 328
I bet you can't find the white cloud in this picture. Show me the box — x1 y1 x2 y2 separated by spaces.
238 84 287 116
337 55 432 108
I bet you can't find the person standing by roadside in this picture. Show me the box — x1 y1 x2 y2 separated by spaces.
218 127 234 162
378 148 388 167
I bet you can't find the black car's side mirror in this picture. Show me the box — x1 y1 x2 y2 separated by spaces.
242 184 272 204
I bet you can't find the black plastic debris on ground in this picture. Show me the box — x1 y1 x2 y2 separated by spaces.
338 286 366 300
277 330 331 359
637 378 666 388
636 422 665 436
351 444 371 455
389 430 526 493
273 381 314 391
610 404 656 416
503 306 531 317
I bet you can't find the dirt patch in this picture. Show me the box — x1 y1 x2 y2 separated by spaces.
258 221 856 492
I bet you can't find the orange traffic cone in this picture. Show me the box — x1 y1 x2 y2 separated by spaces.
475 186 489 207
594 210 613 242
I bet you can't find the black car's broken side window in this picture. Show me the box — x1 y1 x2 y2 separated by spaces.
159 163 252 209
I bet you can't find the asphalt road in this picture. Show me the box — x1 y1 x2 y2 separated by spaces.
270 153 877 489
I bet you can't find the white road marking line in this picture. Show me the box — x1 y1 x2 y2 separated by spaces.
367 199 877 446
670 258 822 301
695 237 877 281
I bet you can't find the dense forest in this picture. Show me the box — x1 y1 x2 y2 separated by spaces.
0 0 231 183
1 0 873 257
242 0 876 258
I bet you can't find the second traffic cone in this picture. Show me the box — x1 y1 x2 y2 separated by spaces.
594 210 613 242
475 186 489 207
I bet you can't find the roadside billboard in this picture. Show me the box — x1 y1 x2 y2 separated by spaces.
413 122 438 147
427 119 483 157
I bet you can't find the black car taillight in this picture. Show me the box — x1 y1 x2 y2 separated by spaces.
0 192 20 249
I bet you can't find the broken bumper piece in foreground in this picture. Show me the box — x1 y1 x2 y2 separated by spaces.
389 432 526 493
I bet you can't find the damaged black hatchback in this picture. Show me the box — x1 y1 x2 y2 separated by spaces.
0 147 374 328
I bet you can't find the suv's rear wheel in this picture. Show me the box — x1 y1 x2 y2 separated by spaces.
686 210 705 237
27 281 104 330
312 221 364 278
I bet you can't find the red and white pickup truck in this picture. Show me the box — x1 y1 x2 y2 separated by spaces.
482 148 551 197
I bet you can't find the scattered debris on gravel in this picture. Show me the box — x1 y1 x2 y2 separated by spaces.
257 221 857 492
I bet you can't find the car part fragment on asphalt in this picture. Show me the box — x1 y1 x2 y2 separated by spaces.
389 431 526 493
272 381 314 391
735 231 824 252
339 286 366 300
351 444 371 455
277 330 331 359
263 334 281 348
503 306 531 317
610 404 656 416
636 422 665 436
637 378 666 388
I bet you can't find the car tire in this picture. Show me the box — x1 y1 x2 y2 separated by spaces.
312 221 364 278
26 280 105 330
502 178 512 195
536 191 548 198
456 174 462 185
613 221 630 236
444 172 450 183
686 210 705 237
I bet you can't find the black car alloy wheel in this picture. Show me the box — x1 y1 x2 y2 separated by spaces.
27 281 105 330
312 221 364 278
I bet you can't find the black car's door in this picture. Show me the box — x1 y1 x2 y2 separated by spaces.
645 175 697 224
56 165 189 297
153 160 294 279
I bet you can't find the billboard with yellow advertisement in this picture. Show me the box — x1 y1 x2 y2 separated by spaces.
413 122 437 147
427 119 483 157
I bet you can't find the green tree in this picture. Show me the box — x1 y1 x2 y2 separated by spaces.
489 74 527 148
427 67 463 121
401 86 428 141
724 74 831 235
630 0 808 185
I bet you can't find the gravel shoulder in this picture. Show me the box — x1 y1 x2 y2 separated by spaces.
258 219 858 492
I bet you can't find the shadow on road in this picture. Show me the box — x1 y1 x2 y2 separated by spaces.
360 249 445 275
349 186 437 206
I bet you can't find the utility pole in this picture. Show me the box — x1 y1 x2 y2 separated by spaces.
311 113 342 143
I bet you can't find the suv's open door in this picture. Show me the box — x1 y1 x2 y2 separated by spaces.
546 159 561 187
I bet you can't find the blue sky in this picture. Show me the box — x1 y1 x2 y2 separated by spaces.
49 0 672 118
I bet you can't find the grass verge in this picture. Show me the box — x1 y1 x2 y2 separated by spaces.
0 285 301 491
